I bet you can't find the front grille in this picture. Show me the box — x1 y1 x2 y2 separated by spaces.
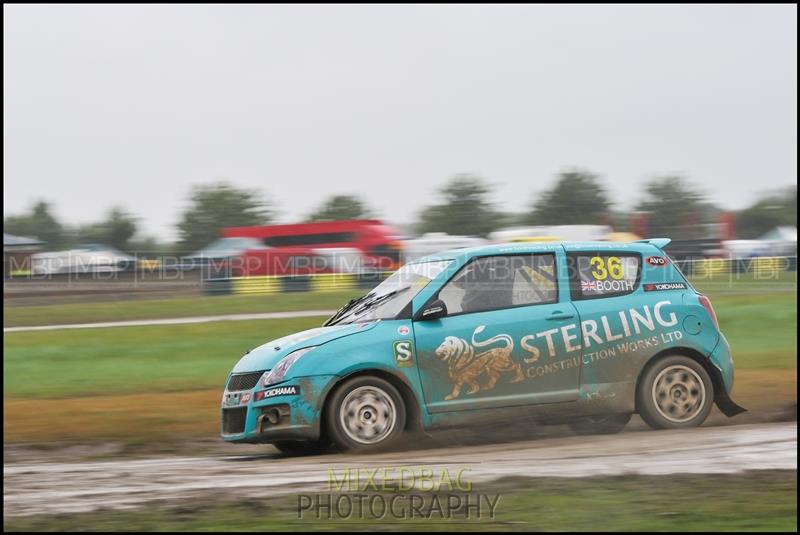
222 407 248 434
226 370 266 391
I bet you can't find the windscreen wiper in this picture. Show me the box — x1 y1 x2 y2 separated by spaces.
342 286 412 318
326 286 412 326
323 292 374 327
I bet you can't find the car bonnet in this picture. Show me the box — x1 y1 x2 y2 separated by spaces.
231 321 379 373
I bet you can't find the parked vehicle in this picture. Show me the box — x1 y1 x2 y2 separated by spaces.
232 247 364 277
184 237 264 264
220 239 743 454
401 232 488 263
489 225 612 243
720 239 771 259
223 220 404 272
759 226 797 257
31 244 135 275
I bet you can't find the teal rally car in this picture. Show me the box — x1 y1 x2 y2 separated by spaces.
221 239 745 454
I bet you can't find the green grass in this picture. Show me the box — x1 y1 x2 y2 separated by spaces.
711 292 797 369
3 317 325 399
3 290 795 400
4 472 796 532
689 269 796 288
3 290 362 327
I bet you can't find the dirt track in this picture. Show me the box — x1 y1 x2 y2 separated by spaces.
4 422 796 517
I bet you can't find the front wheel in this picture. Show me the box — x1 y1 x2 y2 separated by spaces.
326 376 406 452
637 355 714 429
569 413 631 435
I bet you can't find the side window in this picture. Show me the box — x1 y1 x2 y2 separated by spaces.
568 252 641 300
438 254 557 315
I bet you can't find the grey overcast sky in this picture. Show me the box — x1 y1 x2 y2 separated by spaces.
4 4 797 240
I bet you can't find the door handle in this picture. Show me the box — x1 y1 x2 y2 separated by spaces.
547 311 575 321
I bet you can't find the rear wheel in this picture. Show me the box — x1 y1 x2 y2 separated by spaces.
569 413 631 435
326 376 406 452
637 355 714 429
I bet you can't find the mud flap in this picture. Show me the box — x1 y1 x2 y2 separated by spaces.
715 392 747 417
707 360 747 417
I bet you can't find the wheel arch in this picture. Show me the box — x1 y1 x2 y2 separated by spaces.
320 368 423 434
635 346 726 414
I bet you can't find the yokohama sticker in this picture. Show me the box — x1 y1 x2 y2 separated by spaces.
255 385 300 400
644 282 687 291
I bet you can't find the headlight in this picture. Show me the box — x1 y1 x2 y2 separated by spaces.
261 347 316 386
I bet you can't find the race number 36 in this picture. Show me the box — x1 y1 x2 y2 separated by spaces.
590 256 624 280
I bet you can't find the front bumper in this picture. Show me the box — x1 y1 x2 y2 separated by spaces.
220 374 337 443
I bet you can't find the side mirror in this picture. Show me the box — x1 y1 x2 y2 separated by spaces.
419 299 447 321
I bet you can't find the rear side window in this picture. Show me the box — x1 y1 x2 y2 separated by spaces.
568 252 641 300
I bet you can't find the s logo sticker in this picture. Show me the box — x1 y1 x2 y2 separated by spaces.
393 340 414 368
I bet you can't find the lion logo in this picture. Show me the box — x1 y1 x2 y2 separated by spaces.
435 325 525 400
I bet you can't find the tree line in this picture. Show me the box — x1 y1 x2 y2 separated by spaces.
4 172 796 254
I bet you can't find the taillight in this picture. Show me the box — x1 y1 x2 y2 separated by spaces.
698 295 719 329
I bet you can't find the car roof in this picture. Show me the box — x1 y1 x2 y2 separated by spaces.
410 239 668 263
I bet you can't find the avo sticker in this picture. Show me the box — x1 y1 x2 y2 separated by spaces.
646 256 668 266
393 340 415 368
397 325 410 335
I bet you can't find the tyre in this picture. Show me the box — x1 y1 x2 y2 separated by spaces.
272 439 331 456
569 413 631 435
637 355 714 429
325 376 406 452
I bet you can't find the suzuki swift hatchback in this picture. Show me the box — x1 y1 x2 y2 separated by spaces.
221 239 744 454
